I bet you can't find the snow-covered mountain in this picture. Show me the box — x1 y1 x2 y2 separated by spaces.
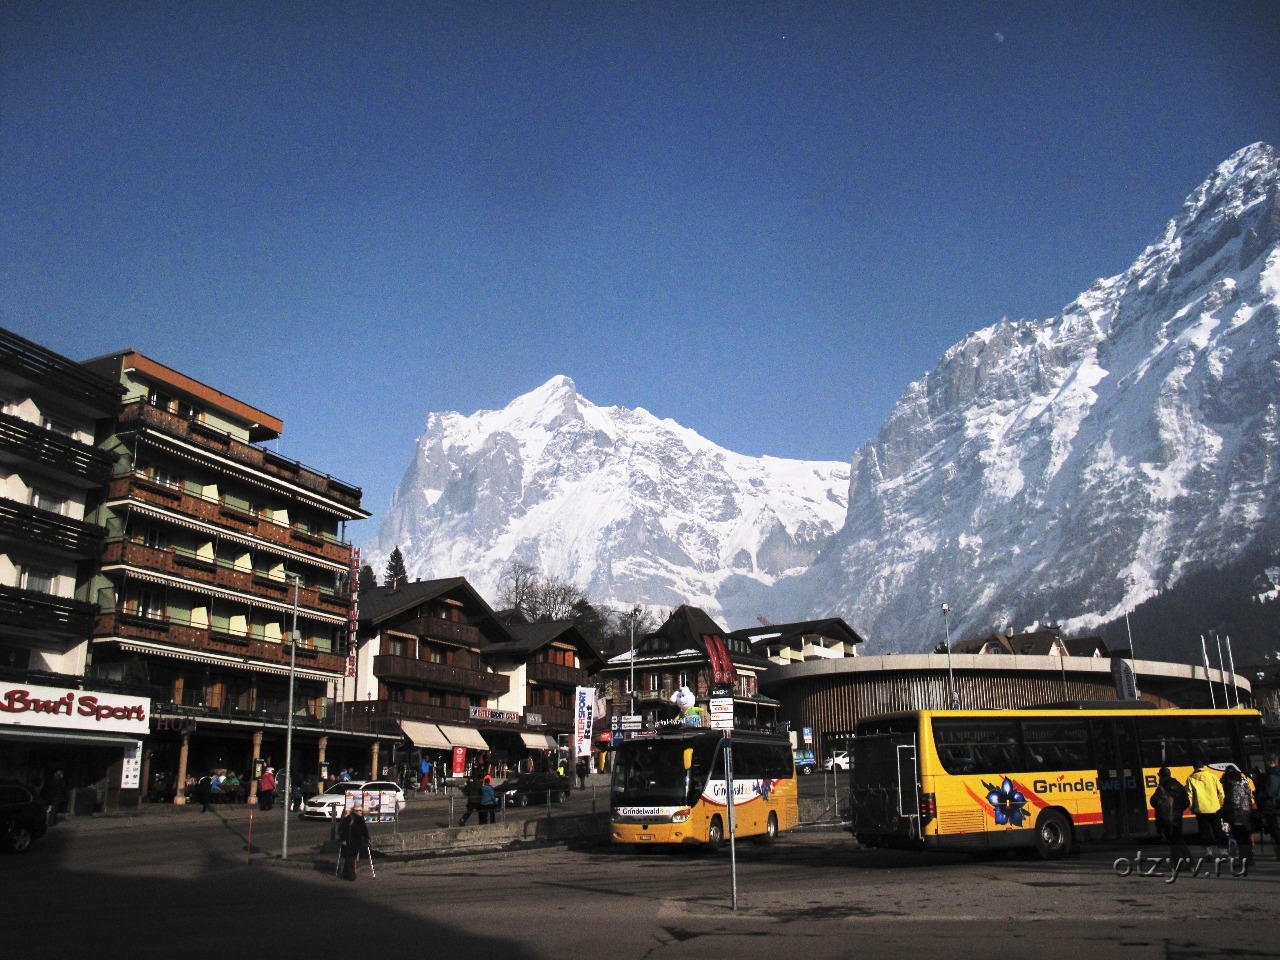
770 142 1280 649
365 143 1280 653
362 376 850 614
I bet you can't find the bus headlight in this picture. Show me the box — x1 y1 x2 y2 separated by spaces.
671 808 691 823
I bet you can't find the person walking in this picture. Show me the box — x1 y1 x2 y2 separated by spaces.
336 803 371 882
1221 766 1255 864
575 757 588 790
1185 761 1227 857
1150 766 1189 846
458 774 482 826
195 773 213 813
258 766 276 811
479 775 498 825
42 771 69 826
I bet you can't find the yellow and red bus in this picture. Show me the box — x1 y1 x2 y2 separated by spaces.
610 729 800 849
850 703 1266 860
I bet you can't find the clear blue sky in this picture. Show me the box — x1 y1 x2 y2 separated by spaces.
4 2 1277 541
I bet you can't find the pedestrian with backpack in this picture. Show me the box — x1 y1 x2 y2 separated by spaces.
1151 766 1189 846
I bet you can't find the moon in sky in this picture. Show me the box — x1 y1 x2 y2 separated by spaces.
994 32 1005 42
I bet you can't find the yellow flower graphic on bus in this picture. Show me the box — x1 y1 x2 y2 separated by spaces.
983 777 1028 826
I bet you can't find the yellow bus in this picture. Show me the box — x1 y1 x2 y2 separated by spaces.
850 702 1267 860
610 729 800 850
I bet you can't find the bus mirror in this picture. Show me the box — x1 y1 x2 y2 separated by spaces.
682 748 693 771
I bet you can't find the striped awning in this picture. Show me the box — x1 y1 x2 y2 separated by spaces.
111 638 340 682
519 732 558 750
399 720 452 750
437 724 490 751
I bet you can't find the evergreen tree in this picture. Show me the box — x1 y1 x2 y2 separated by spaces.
358 564 378 593
384 547 408 588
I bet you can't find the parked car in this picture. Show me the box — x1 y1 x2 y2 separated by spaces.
823 750 850 772
793 749 817 775
496 772 572 806
299 780 406 820
0 781 49 854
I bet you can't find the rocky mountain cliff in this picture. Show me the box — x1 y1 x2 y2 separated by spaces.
767 142 1280 651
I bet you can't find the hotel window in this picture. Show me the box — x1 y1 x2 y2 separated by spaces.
29 487 67 516
20 566 57 596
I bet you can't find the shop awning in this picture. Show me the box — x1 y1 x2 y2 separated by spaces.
519 732 558 750
399 720 452 750
0 727 143 748
437 724 489 751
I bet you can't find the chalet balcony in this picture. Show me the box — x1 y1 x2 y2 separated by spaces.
0 499 106 558
116 400 365 513
99 539 350 617
527 704 574 729
397 616 482 647
93 611 347 675
106 475 355 566
373 654 509 696
156 687 339 730
340 699 474 734
0 410 115 486
526 660 589 688
0 328 124 412
0 584 96 640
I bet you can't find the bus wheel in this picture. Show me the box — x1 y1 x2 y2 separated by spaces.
755 812 779 845
1034 811 1072 861
707 816 724 852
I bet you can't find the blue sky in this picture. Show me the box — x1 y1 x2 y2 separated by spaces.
4 1 1277 541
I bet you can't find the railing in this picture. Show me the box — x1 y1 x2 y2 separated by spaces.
0 499 107 557
340 699 474 733
94 611 347 674
0 584 96 639
373 654 510 696
158 688 338 728
107 475 356 566
0 327 124 411
0 411 116 484
116 400 365 511
398 616 483 647
526 660 589 688
528 704 574 728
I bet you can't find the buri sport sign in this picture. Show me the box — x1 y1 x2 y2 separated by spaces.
0 682 151 736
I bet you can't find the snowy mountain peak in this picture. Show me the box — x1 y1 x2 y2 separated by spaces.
775 143 1280 651
365 381 850 619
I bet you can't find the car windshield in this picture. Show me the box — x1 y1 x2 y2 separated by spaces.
323 782 364 795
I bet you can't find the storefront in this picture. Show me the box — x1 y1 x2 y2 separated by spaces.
0 680 151 815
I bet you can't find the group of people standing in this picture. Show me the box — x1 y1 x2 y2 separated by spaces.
1151 753 1280 864
458 774 499 825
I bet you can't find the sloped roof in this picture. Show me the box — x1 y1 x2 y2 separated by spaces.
357 577 515 645
631 605 771 669
484 619 604 669
730 617 864 650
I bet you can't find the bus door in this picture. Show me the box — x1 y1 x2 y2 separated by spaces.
851 731 918 839
1091 718 1147 838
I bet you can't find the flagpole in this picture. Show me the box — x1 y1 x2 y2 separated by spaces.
1213 633 1228 708
1224 635 1240 708
1199 635 1217 709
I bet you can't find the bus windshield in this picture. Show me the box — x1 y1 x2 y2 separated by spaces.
611 738 717 806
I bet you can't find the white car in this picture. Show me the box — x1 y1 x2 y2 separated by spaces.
299 780 406 820
823 750 850 772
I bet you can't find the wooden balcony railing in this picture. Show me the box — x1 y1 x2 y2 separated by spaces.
0 410 116 485
94 611 347 674
526 660 588 688
0 499 106 558
0 584 96 640
116 400 365 512
373 654 509 696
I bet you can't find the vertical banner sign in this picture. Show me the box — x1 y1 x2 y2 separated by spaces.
346 548 360 679
574 686 595 758
451 745 467 777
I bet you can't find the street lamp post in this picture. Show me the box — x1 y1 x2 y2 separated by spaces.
281 573 301 860
628 606 641 715
942 602 959 709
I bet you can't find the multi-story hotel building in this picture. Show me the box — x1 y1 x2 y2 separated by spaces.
0 327 151 812
81 350 393 803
